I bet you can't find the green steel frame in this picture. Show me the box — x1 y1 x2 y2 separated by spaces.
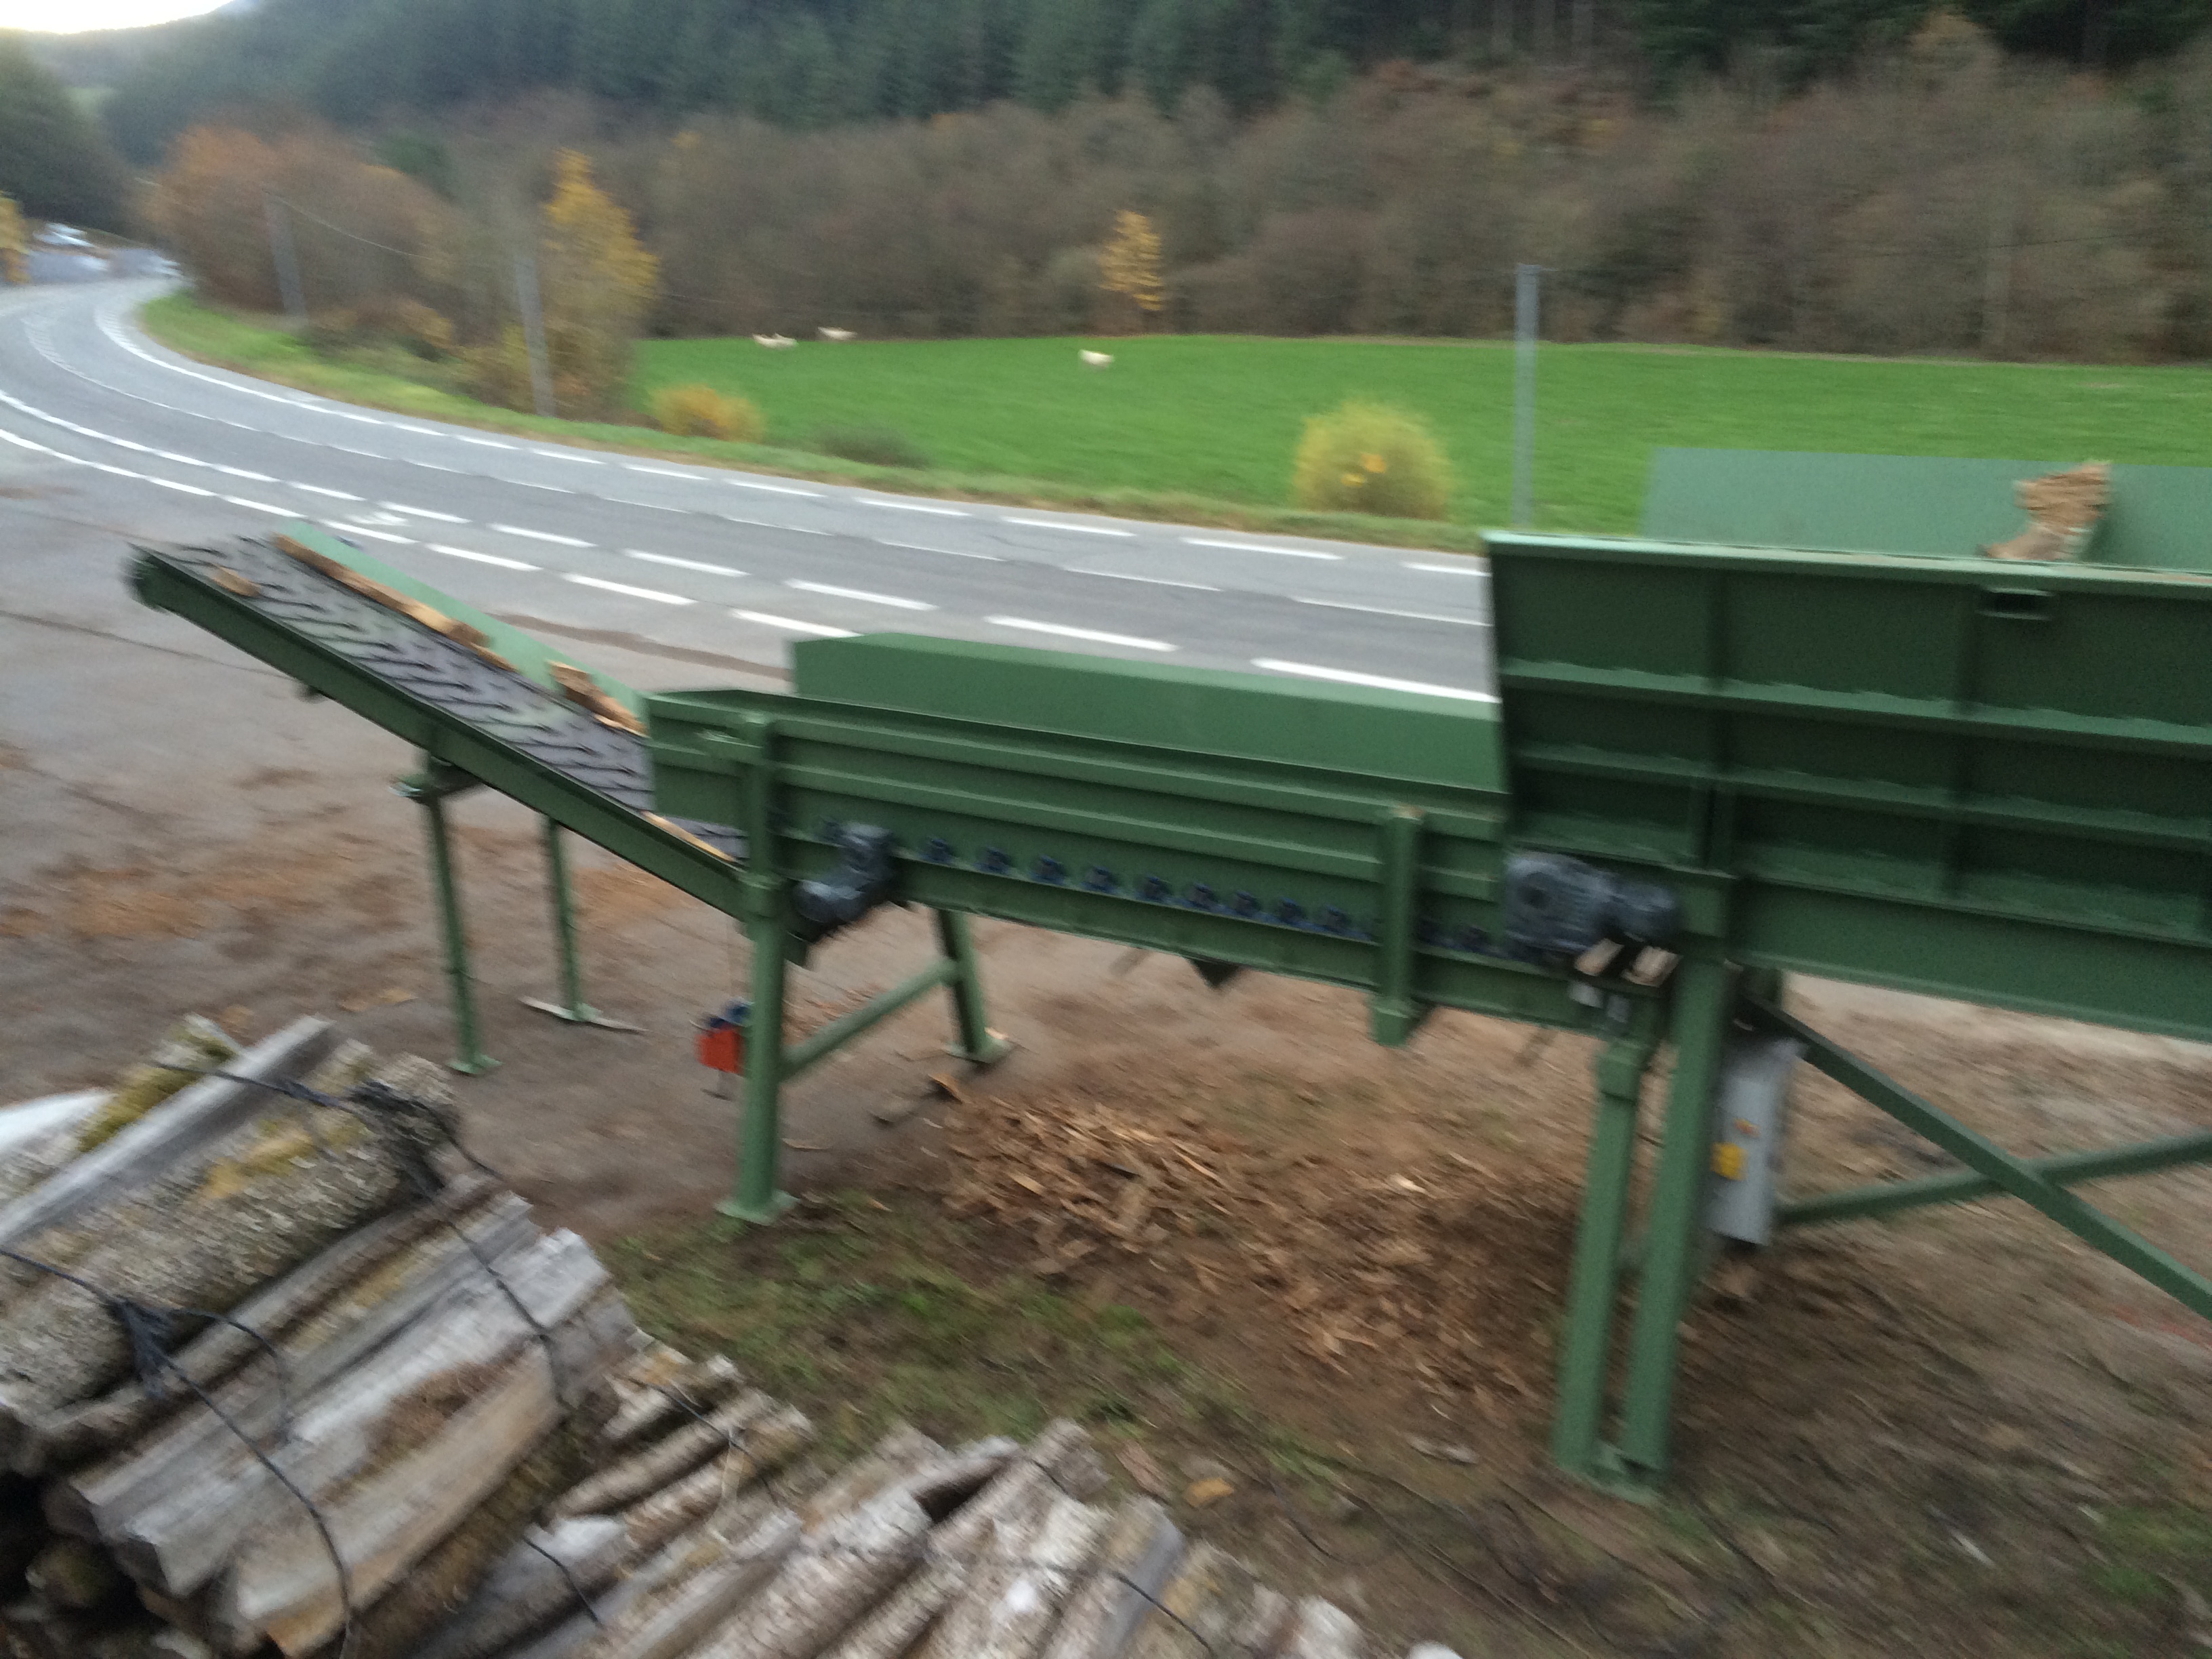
131 520 2212 1502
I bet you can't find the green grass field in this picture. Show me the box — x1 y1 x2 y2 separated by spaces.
143 296 2209 540
636 333 2212 533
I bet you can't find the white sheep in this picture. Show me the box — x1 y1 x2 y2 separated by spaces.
817 327 857 342
1079 349 1113 369
753 333 797 349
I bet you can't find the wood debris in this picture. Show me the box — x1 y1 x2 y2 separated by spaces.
0 1013 1462 1659
943 1091 1576 1413
1986 462 2110 562
271 534 516 672
548 663 647 737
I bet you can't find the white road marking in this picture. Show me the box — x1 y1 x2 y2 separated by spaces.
630 550 745 577
413 461 462 472
108 438 152 452
566 574 692 604
988 617 1174 651
726 478 821 496
223 496 291 514
1404 561 1489 577
1004 516 1133 537
295 484 362 501
432 544 537 570
628 464 702 480
1067 567 1220 591
215 465 274 481
876 538 1001 560
393 425 441 436
153 450 205 466
148 477 216 496
535 449 603 463
736 610 855 637
512 480 574 493
1293 596 1490 628
457 435 515 449
1185 536 1340 560
0 430 53 452
786 579 935 611
329 523 415 544
492 524 592 547
603 497 689 514
1252 659 1497 702
723 513 826 534
380 502 467 523
864 498 967 516
334 445 384 459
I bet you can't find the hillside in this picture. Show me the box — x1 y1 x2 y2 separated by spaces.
52 0 2212 163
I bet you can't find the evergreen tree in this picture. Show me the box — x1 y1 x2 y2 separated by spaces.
0 33 131 229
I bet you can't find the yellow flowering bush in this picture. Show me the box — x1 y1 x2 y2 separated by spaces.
1291 400 1452 520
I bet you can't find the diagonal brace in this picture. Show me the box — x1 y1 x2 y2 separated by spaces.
1780 1129 2212 1229
1744 997 2212 1324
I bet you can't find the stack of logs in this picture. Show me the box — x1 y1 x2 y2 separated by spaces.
0 1015 1460 1659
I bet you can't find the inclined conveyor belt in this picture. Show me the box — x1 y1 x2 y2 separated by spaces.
141 537 741 861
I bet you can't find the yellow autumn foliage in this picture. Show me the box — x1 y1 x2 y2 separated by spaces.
1097 208 1164 331
651 382 764 442
1291 400 1452 520
0 192 23 285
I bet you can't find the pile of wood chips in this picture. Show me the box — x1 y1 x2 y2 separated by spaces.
944 1093 1576 1417
1 1014 1471 1659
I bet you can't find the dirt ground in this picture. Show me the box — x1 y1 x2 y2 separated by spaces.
5 508 2211 1657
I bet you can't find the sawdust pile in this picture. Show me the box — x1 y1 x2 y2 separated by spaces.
945 1094 1578 1417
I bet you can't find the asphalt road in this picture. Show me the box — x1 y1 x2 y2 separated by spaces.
0 280 1496 698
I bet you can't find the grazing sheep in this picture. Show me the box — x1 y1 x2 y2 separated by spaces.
753 333 797 349
817 327 857 342
1079 349 1113 368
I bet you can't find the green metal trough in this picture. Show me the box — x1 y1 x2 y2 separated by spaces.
128 453 2212 1499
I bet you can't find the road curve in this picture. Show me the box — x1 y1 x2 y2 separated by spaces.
0 281 1496 697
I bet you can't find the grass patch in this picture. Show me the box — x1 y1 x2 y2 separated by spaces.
148 295 2206 541
136 295 1488 552
637 331 2212 533
2083 1500 2212 1609
602 1189 1249 1463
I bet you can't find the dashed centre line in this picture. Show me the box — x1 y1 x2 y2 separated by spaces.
785 579 935 611
1185 536 1340 561
566 574 691 604
294 483 361 501
628 464 702 480
456 435 515 449
491 524 593 547
1004 516 1133 537
875 538 1001 560
329 523 414 544
1404 561 1489 577
381 501 468 523
1252 659 1496 702
431 544 537 570
987 617 1174 651
1293 596 1489 627
726 478 821 497
535 449 604 463
736 610 855 637
224 496 289 514
1067 567 1220 592
864 498 967 516
629 550 745 577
